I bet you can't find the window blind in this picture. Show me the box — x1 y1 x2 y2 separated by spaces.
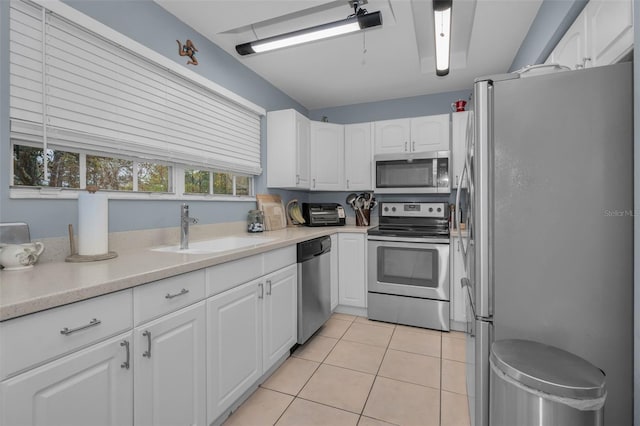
9 0 263 176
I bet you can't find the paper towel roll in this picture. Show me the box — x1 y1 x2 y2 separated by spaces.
78 191 109 256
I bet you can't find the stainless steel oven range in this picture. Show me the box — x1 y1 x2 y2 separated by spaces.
367 202 450 331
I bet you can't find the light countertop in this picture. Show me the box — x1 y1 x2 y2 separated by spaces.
0 226 368 321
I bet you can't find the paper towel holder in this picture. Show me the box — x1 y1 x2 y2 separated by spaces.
65 224 118 263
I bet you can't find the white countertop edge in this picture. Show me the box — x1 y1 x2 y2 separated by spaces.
0 226 369 321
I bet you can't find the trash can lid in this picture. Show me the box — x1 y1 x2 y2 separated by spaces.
490 339 606 399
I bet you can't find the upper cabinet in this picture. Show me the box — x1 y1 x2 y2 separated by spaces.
344 123 373 191
451 111 469 190
267 109 310 189
310 122 345 191
374 114 449 155
546 0 633 69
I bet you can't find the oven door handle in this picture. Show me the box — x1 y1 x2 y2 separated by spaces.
367 235 449 244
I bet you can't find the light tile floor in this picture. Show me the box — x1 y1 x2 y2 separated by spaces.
223 314 471 426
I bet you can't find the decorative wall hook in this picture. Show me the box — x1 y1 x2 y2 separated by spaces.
176 39 198 65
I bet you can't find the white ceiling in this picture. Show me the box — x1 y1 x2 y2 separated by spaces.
155 0 543 110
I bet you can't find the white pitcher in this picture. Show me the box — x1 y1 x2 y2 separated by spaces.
0 242 45 270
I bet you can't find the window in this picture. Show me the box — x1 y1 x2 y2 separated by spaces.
8 0 263 200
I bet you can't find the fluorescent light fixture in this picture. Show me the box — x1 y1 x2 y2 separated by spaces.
433 0 452 76
236 11 382 56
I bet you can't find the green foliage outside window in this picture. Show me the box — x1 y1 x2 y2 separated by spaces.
185 170 210 194
87 155 133 191
13 145 80 188
138 162 170 192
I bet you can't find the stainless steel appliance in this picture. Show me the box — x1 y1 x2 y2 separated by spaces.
367 202 450 330
456 63 633 426
301 203 346 227
297 236 332 344
374 151 450 194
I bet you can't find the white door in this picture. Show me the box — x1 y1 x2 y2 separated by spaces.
451 111 469 190
206 280 262 423
374 118 410 154
551 12 588 69
262 265 297 372
295 113 311 189
338 233 366 308
411 114 450 152
586 0 633 66
134 302 206 426
330 234 339 311
344 123 373 191
310 122 345 190
0 333 133 426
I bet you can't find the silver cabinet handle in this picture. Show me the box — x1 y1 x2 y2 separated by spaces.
296 174 300 184
412 141 415 151
266 280 272 296
120 340 130 369
258 283 264 299
60 318 101 336
165 288 189 299
312 178 316 188
142 330 152 358
404 141 408 151
346 179 350 189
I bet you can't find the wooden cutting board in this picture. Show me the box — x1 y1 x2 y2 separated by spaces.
256 194 287 231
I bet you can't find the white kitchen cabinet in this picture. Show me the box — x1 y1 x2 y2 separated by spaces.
374 115 449 154
267 109 310 189
546 0 633 69
451 111 469 190
344 123 373 191
374 118 411 154
206 264 297 424
1 332 134 426
310 121 345 190
338 233 366 308
262 265 298 372
134 302 206 426
330 234 339 311
449 236 466 331
586 0 633 67
411 114 450 152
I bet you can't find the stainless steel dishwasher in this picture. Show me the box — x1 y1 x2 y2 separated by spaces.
297 235 331 344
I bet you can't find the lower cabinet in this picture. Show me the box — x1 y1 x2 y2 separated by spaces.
330 234 339 311
0 332 134 426
134 302 206 426
206 264 297 424
338 233 366 308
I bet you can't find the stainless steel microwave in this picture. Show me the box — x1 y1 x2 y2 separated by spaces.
374 151 450 194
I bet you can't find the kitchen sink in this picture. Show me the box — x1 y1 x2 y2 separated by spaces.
151 236 277 254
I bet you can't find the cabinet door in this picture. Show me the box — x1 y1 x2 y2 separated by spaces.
295 113 311 188
411 114 450 152
451 111 469 190
262 265 297 372
134 302 206 426
330 234 339 311
344 123 373 191
586 0 633 66
206 280 262 423
374 119 411 154
551 12 588 69
450 238 466 327
1 333 133 426
310 122 345 190
338 233 366 308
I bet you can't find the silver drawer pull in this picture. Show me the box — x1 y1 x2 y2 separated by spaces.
60 318 101 336
143 330 152 358
120 340 130 370
165 288 189 299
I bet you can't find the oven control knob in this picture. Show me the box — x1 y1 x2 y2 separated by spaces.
429 207 433 212
437 207 442 212
391 207 396 212
384 207 389 212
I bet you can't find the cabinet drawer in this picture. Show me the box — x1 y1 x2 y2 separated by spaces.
264 245 296 275
206 254 262 297
133 270 205 325
0 289 133 380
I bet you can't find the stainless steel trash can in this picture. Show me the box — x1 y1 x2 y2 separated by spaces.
490 339 606 426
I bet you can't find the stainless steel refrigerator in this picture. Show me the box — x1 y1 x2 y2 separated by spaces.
455 62 633 426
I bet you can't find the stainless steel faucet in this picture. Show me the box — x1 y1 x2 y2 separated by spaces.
180 203 198 249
